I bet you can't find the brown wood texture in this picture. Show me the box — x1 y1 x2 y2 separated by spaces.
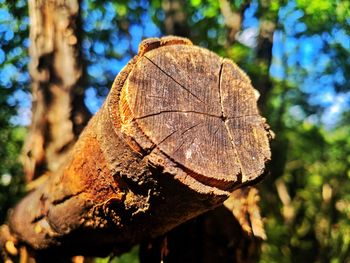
22 0 90 183
120 39 271 189
2 36 272 259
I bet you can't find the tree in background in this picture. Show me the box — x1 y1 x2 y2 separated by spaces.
0 0 349 262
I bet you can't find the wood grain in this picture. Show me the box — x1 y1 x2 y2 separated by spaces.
121 43 271 190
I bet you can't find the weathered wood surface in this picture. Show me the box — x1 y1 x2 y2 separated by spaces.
1 36 272 259
120 38 271 190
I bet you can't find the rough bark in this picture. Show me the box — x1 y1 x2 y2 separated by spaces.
1 37 272 260
22 0 91 183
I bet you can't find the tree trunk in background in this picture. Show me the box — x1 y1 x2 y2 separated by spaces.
22 0 90 183
17 0 90 261
255 20 275 109
161 0 190 37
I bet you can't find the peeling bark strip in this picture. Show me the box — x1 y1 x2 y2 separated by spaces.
7 36 272 257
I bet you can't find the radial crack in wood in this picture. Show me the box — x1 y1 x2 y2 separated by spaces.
121 43 271 188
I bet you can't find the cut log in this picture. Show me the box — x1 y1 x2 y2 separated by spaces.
3 36 272 258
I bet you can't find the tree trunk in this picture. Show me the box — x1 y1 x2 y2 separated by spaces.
22 0 90 183
161 0 190 37
1 37 272 261
254 20 276 109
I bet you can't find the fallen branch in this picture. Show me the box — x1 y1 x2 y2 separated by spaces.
1 36 272 259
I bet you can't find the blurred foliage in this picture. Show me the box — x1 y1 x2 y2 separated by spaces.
0 0 349 262
94 246 140 263
0 0 28 223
